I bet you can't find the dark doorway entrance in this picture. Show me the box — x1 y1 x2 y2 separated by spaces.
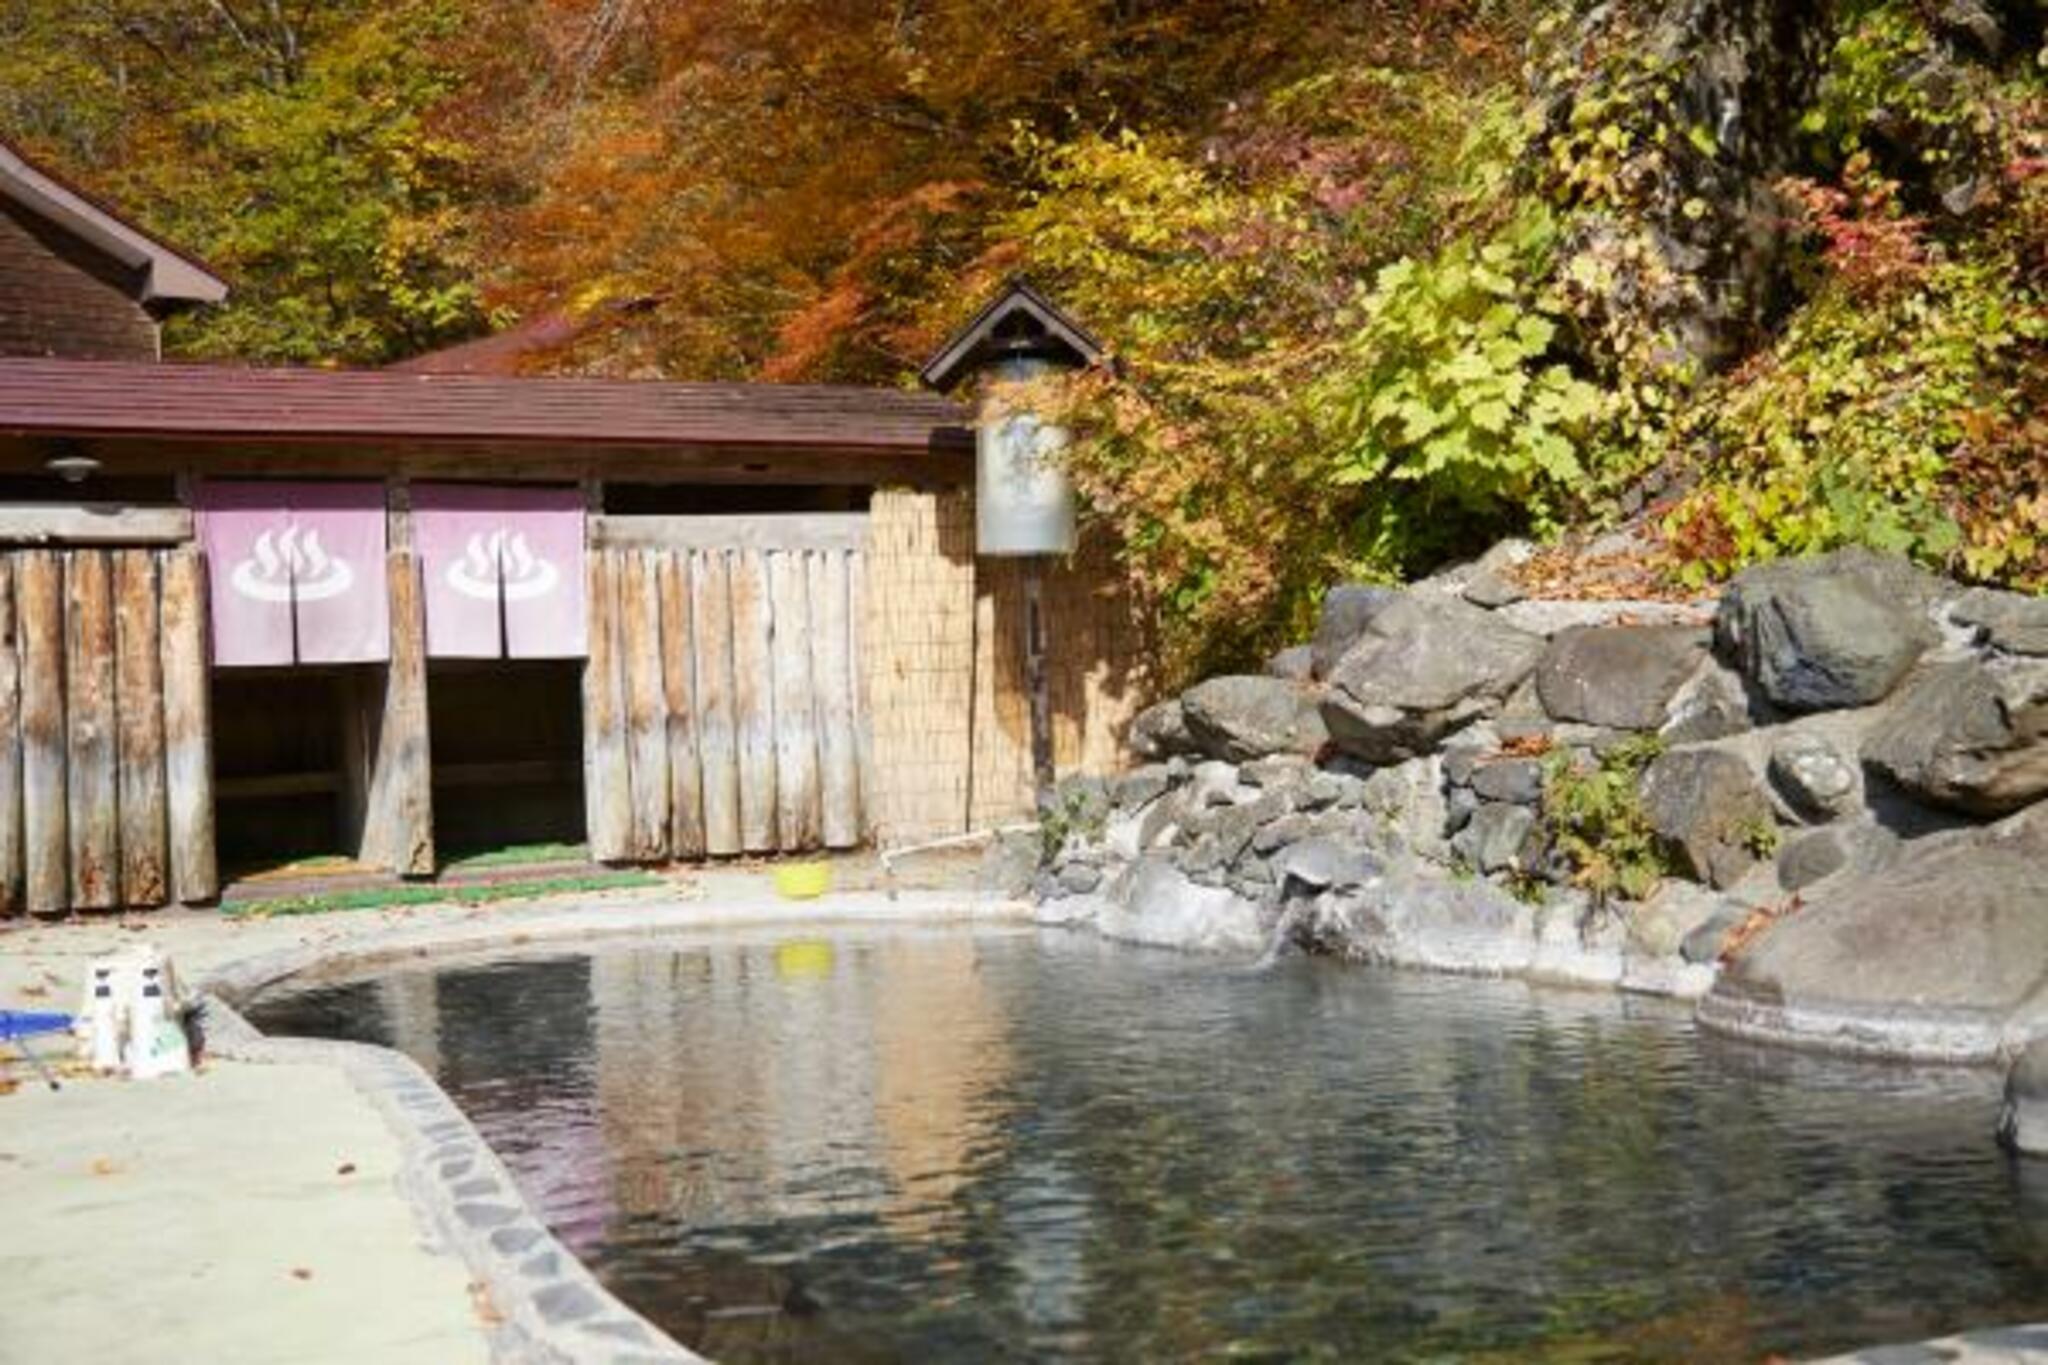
427 659 586 860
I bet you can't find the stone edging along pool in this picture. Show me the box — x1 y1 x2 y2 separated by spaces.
192 891 1034 1365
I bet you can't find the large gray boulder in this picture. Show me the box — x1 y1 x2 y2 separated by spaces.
2000 1039 2048 1156
1128 698 1197 759
1097 856 1269 954
1773 821 1898 892
1451 802 1536 874
1300 857 1541 976
1535 625 1710 730
1766 731 1859 820
1265 644 1315 682
1469 757 1544 806
1659 657 1758 743
1702 803 2048 1062
1715 549 1941 712
1319 593 1545 764
1357 755 1451 858
1640 748 1777 889
1952 586 2048 657
1181 675 1329 762
1271 836 1380 892
1310 583 1401 680
1862 658 2048 816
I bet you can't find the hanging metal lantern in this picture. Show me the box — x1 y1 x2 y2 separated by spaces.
975 350 1079 556
922 279 1104 559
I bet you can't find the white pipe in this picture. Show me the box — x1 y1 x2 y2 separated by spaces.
878 824 1039 899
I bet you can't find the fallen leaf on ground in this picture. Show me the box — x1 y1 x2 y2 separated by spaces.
89 1157 122 1176
469 1280 504 1327
290 1268 313 1281
336 1162 356 1176
0 1078 19 1097
19 983 46 998
1719 896 1801 963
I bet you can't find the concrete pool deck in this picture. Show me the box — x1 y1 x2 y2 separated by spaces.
0 853 1017 1364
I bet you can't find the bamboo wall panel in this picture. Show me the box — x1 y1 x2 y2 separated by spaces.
0 559 19 915
657 551 706 858
17 551 65 912
160 547 216 904
620 549 671 860
767 550 821 852
860 490 978 845
692 550 742 856
810 550 861 849
967 557 1034 828
968 527 1157 828
582 549 632 862
730 549 777 853
112 550 168 906
64 551 119 909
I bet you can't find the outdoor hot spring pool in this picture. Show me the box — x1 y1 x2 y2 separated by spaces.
246 924 2048 1363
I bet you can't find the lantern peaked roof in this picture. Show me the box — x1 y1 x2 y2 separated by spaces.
0 135 229 308
918 278 1105 392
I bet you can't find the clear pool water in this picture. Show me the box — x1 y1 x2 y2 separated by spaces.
247 925 2048 1363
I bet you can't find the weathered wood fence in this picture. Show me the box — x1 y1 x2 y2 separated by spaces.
0 546 216 915
582 517 867 863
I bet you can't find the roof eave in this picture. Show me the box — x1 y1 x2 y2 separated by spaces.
0 142 229 306
919 278 1106 392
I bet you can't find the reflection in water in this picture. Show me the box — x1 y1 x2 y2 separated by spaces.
251 926 2048 1364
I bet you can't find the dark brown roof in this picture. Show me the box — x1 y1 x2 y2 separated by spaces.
0 357 972 453
386 294 663 376
0 137 228 306
920 277 1106 392
384 313 589 376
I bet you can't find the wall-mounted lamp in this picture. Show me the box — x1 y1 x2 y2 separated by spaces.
921 279 1106 813
45 444 101 483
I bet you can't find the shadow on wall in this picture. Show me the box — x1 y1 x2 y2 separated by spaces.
970 522 1158 826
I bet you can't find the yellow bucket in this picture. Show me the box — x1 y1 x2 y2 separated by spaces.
774 939 836 979
773 861 832 900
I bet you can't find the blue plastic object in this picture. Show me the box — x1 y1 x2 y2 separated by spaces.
0 1010 73 1041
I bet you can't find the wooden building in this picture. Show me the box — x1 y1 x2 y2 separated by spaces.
0 145 1151 916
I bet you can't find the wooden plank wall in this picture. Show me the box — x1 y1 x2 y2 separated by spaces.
583 543 865 863
0 546 218 915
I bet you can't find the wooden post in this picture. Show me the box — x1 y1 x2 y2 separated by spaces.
620 549 670 860
113 550 168 907
693 550 742 856
65 551 119 909
159 547 216 904
730 548 777 853
361 549 435 876
18 551 65 913
767 549 821 852
657 551 706 859
1025 558 1055 816
848 548 874 843
582 548 632 861
809 550 860 849
0 558 20 915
